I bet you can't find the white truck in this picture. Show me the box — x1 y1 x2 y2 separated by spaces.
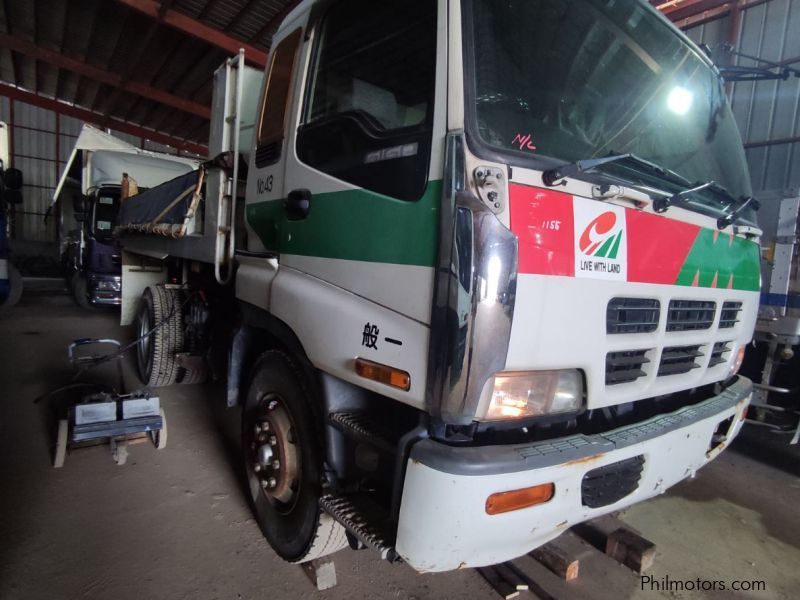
52 125 198 308
116 0 761 572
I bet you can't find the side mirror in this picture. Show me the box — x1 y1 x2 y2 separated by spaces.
3 167 22 191
72 195 89 214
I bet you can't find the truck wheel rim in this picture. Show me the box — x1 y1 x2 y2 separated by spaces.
248 392 300 511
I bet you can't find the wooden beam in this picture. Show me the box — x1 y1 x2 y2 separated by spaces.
0 33 210 119
113 0 268 67
0 83 208 156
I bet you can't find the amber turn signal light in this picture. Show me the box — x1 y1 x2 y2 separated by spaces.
485 483 555 515
354 357 411 391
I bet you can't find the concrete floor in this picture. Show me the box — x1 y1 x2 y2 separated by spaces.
1 291 799 600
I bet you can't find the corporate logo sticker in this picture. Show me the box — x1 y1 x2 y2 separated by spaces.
574 202 627 280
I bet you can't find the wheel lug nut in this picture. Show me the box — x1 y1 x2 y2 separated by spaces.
272 460 280 469
255 424 261 434
258 434 266 443
268 477 277 488
254 464 262 473
262 422 270 431
269 435 277 446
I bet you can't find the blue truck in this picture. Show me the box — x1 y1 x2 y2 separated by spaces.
0 121 23 308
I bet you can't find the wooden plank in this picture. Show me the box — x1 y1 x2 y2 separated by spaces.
530 541 580 581
494 563 529 592
476 566 522 599
502 561 559 600
605 527 656 574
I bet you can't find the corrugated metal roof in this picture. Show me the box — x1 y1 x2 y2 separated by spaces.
685 0 800 193
0 0 297 147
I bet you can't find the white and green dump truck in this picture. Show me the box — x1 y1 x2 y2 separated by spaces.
117 0 762 572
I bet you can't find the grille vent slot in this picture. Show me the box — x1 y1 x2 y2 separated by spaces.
709 341 732 367
666 300 716 332
255 142 281 168
719 301 742 329
607 298 660 334
606 350 650 385
658 345 703 376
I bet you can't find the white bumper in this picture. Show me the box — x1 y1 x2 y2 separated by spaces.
396 377 751 572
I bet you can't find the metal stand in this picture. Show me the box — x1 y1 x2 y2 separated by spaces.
52 338 167 467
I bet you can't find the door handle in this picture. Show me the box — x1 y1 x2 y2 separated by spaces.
285 188 311 221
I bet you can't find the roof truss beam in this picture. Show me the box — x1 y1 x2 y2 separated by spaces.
113 0 268 67
0 82 208 155
0 32 210 119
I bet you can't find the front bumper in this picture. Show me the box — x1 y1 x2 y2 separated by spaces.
88 274 122 306
396 376 752 572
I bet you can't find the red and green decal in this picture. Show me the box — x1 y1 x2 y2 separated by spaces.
509 183 760 292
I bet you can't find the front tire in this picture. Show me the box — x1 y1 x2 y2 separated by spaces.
243 350 347 563
71 273 93 310
2 263 23 308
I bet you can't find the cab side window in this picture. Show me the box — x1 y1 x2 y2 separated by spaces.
255 29 303 168
297 0 437 201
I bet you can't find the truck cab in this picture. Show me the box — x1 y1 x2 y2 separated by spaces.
63 185 124 307
118 0 761 573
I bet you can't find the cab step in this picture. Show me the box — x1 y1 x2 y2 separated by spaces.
328 411 396 454
319 493 399 562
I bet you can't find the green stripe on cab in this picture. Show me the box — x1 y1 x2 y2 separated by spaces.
247 181 442 267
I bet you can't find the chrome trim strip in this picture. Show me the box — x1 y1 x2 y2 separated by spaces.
426 132 518 424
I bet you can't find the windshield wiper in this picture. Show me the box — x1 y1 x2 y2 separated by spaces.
652 181 718 213
542 153 690 188
717 195 760 229
654 181 759 228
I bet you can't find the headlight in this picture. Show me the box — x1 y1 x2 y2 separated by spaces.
483 370 583 421
728 346 746 379
95 279 120 292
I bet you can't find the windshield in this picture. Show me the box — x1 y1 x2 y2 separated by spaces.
466 0 754 222
91 191 120 241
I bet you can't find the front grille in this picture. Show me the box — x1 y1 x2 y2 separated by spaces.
581 455 645 508
658 345 703 376
606 350 650 385
666 300 716 332
719 301 742 329
607 298 660 334
708 341 731 367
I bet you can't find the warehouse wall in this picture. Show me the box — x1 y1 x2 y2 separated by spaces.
685 0 800 193
0 97 201 270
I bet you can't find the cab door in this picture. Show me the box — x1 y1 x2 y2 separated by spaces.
245 16 307 254
278 0 444 325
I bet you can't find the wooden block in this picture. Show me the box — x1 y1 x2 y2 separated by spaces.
493 563 529 591
572 515 638 551
605 527 656 574
531 541 580 581
502 562 558 600
476 566 520 599
301 558 337 591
